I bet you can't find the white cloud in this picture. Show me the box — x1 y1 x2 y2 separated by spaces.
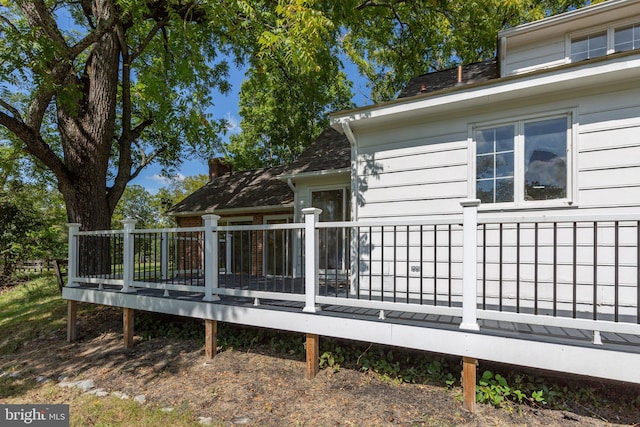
224 112 241 134
148 173 185 184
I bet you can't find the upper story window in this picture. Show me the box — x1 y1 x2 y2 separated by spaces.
571 32 607 61
570 21 640 62
615 24 640 52
474 115 571 206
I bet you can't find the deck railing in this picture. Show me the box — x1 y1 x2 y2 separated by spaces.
67 201 640 337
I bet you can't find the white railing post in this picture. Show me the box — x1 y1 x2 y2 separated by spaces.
121 218 137 293
302 207 322 313
203 214 221 302
460 199 481 331
160 231 169 280
66 223 81 287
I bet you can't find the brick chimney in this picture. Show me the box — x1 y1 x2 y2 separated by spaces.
208 157 232 181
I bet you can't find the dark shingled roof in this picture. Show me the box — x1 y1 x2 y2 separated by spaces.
397 59 499 99
168 128 350 215
283 127 350 175
168 166 293 215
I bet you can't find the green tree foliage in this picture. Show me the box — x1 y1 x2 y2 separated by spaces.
111 174 208 229
225 0 599 168
0 0 602 233
338 0 600 102
111 184 161 229
225 66 354 170
0 180 67 279
0 0 243 230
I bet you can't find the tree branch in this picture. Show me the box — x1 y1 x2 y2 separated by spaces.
0 110 70 186
18 0 69 54
0 99 24 122
129 18 168 63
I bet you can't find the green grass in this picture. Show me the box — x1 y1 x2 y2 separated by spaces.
0 276 208 426
0 275 68 355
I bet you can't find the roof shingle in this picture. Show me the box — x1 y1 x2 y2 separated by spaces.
397 59 499 99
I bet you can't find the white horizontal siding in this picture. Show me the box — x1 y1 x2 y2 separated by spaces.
503 37 566 76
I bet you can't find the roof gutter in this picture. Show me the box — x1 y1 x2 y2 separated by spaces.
168 204 295 218
278 167 351 181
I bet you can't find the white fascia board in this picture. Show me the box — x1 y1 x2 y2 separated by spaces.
331 54 640 131
278 167 351 181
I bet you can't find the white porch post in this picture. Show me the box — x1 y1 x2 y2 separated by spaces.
121 219 137 293
460 199 481 331
302 207 322 313
203 214 221 302
66 223 81 287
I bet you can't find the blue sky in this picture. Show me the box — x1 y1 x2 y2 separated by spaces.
134 57 370 194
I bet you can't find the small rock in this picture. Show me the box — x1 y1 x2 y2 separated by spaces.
232 417 251 425
160 407 174 413
74 379 95 392
134 395 146 404
58 381 73 388
198 417 213 425
86 388 108 397
57 375 67 382
35 376 49 383
8 371 22 378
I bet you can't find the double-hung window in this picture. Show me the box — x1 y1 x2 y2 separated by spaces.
475 115 570 206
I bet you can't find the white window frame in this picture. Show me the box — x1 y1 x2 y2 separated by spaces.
566 17 640 63
307 185 351 222
220 216 253 274
469 110 577 210
308 185 350 274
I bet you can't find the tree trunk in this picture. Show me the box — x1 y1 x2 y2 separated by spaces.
56 0 121 232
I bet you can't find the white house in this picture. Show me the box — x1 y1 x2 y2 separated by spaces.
331 0 640 320
63 1 640 409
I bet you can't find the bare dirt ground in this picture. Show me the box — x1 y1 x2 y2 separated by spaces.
2 305 640 426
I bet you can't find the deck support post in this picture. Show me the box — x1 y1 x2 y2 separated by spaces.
121 219 137 293
205 319 217 359
123 308 134 349
462 357 477 412
305 333 319 379
460 199 481 331
302 208 322 313
67 300 78 342
66 223 81 287
203 214 222 302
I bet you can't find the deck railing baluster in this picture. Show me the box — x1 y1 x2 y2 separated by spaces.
534 223 539 315
433 224 437 306
593 222 598 321
553 222 557 317
516 223 520 313
499 223 503 312
572 222 578 319
615 221 619 323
